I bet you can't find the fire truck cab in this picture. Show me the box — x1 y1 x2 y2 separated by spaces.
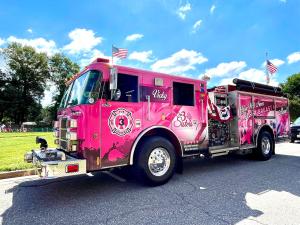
25 58 290 186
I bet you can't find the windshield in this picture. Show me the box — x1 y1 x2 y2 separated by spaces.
59 84 72 109
294 117 300 125
59 70 101 108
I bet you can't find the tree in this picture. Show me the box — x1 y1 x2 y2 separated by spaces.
282 73 300 121
0 69 10 121
2 43 49 124
48 53 80 120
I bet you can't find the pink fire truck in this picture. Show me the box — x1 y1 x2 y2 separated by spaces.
25 58 290 186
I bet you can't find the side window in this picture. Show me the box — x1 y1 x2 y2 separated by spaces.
173 82 194 106
116 73 139 102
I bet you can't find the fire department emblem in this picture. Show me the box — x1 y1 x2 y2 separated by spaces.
108 108 134 136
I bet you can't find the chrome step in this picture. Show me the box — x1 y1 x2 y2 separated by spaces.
210 151 229 158
209 146 239 154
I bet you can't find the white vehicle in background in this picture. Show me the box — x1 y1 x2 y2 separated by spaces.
20 122 37 132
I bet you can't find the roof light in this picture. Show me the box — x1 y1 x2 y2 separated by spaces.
93 58 110 63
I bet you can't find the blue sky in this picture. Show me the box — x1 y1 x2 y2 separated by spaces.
0 0 300 105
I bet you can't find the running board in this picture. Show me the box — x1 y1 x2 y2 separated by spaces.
209 147 239 154
209 146 239 158
211 151 229 158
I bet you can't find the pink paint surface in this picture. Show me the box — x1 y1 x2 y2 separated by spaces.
238 94 253 145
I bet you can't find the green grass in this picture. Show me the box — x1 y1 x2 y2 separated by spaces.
0 132 55 172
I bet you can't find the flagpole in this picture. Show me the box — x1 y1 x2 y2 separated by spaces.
265 52 270 85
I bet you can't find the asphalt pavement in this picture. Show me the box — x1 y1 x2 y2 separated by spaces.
1 142 300 225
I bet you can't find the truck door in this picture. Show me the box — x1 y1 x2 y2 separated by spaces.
100 72 143 168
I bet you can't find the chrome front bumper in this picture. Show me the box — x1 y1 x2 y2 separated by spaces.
24 148 86 178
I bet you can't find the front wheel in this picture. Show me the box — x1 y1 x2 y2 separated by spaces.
255 131 274 161
134 136 176 186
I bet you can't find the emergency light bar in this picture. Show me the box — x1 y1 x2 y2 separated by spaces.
92 58 110 63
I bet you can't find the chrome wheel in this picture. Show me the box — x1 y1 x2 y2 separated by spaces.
148 147 171 177
261 136 271 155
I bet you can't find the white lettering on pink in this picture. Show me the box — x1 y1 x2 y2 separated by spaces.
152 89 167 100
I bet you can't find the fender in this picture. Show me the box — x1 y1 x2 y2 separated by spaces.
129 126 182 165
254 124 275 147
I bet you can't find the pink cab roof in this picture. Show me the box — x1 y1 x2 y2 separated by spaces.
66 58 207 88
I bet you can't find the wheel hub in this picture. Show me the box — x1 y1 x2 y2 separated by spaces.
148 147 171 177
261 137 271 155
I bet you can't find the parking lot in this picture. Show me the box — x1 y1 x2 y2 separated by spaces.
1 142 300 225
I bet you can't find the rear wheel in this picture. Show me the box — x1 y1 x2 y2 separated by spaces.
290 138 295 143
255 131 274 161
134 136 176 186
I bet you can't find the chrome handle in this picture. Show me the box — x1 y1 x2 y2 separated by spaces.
201 99 204 122
146 95 151 120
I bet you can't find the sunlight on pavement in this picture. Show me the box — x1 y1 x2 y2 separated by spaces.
236 190 300 225
0 184 14 225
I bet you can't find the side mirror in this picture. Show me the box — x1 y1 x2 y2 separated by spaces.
109 67 118 100
110 66 117 86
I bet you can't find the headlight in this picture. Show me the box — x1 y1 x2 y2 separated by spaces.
68 119 77 128
67 132 77 140
53 131 59 138
71 144 77 151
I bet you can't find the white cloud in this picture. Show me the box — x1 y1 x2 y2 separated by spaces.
128 50 153 63
287 51 300 64
192 20 202 33
239 68 278 85
125 33 144 41
41 81 56 107
279 0 287 3
7 36 58 55
210 4 216 14
79 49 110 68
27 28 33 33
151 49 207 74
0 38 5 46
219 68 278 86
63 28 102 54
201 61 247 78
219 78 235 85
177 2 191 20
261 58 285 67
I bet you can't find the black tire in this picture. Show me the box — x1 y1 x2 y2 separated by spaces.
134 136 176 186
290 138 295 143
255 131 274 161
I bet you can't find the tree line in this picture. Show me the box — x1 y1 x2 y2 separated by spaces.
0 43 79 126
281 73 300 121
0 42 299 126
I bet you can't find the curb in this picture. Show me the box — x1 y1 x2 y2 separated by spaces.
0 169 37 180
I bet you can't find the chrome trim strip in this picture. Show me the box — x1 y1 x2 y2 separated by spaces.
100 163 128 170
209 147 239 154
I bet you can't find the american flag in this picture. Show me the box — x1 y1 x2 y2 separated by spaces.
266 60 277 74
112 46 128 59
